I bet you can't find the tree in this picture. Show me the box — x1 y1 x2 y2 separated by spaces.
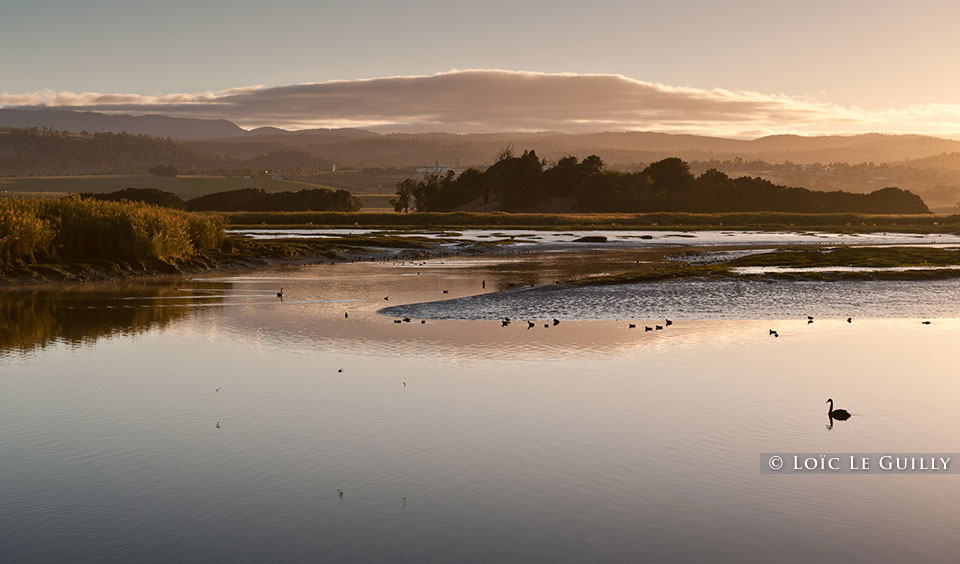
391 178 416 213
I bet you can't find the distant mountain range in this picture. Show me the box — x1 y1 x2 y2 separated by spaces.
5 108 960 166
0 108 245 139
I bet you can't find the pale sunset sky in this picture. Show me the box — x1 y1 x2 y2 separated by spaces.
2 0 960 136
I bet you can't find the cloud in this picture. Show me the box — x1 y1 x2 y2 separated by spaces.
3 70 960 137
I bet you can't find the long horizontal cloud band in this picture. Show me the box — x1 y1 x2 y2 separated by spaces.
1 70 958 136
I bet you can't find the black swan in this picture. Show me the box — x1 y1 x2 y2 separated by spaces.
826 398 851 420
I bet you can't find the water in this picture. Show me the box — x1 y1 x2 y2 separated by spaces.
228 228 960 251
382 278 960 321
2 252 960 563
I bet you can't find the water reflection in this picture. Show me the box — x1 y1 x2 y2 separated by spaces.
0 284 215 355
4 255 960 563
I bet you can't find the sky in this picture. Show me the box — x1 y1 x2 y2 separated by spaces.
3 0 960 137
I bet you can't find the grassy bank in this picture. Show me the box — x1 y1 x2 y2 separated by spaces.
1 196 225 267
0 198 456 283
219 211 960 232
577 246 960 286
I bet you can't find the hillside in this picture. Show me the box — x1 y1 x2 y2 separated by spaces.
6 109 960 165
0 108 244 139
188 130 960 168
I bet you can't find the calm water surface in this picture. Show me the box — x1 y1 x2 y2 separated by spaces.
2 252 960 563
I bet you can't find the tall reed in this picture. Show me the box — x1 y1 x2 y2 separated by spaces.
0 196 225 265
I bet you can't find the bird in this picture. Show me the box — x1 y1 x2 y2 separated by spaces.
442 290 449 294
665 319 673 326
345 312 349 319
769 330 779 337
922 320 932 325
628 323 636 329
276 287 284 298
337 368 343 373
337 489 344 498
384 296 389 301
807 316 814 321
501 320 510 327
553 319 560 326
421 320 426 324
645 326 653 332
655 325 663 330
215 387 220 394
215 422 220 429
847 317 852 323
482 280 486 288
826 398 851 420
402 382 406 388
543 323 549 328
527 321 535 329
402 317 411 323
394 319 402 324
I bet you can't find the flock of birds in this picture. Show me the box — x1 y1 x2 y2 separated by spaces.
263 283 946 434
768 315 932 339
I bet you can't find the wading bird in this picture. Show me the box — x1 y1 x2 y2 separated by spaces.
277 288 284 298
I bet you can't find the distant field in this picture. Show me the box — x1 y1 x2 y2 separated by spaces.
301 170 413 194
0 175 345 200
353 193 395 211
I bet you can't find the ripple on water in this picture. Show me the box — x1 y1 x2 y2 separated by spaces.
381 278 960 320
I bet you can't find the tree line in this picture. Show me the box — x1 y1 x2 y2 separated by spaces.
392 151 930 214
80 187 361 212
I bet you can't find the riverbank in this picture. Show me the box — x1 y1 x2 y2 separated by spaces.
573 246 960 285
219 210 960 233
0 233 510 285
